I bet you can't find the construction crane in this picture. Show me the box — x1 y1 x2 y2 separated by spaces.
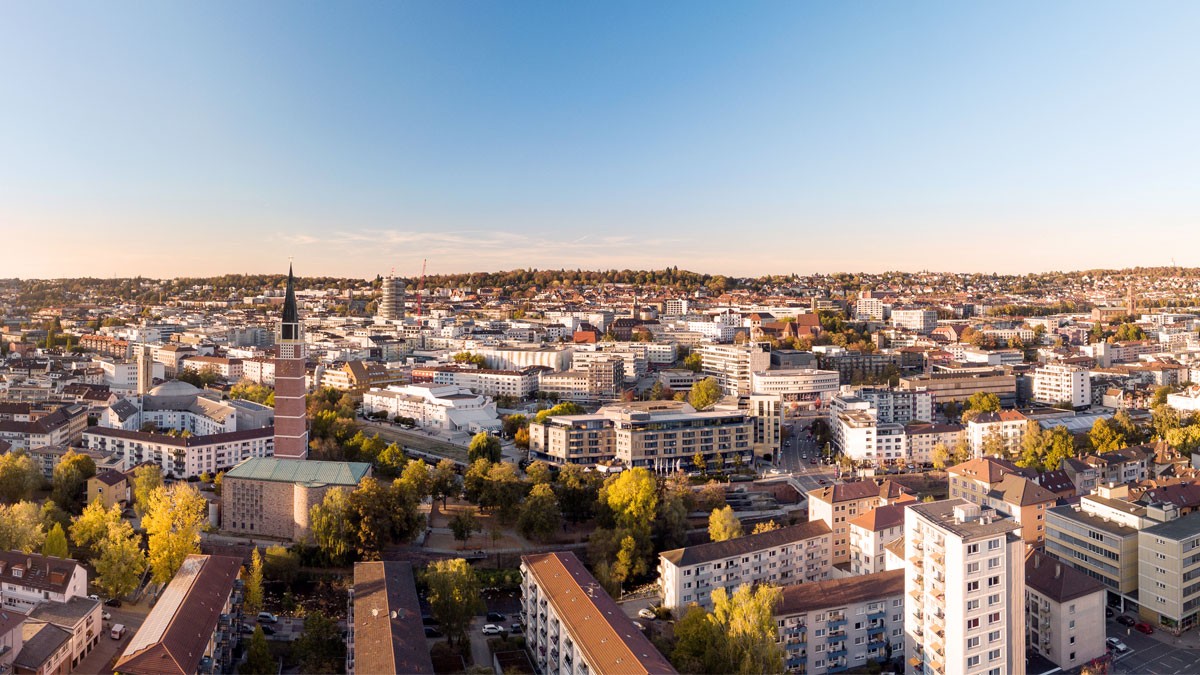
415 259 428 321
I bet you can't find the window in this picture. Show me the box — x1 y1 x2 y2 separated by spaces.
988 612 1001 624
968 581 980 592
988 630 1000 642
967 618 980 629
967 562 980 574
988 649 1001 661
968 656 981 667
988 539 1001 550
988 557 1000 569
1070 636 1076 645
968 543 979 554
988 593 1001 606
967 599 980 611
987 576 1001 588
967 637 980 649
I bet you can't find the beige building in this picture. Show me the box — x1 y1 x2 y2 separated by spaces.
948 457 1057 546
696 342 772 396
849 503 908 576
86 468 130 510
808 479 915 565
898 368 1017 406
1137 512 1200 631
1025 550 1107 671
905 422 965 465
1044 494 1146 609
904 500 1026 675
221 457 371 540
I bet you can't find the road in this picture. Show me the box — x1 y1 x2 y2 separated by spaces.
1109 615 1200 674
767 419 839 494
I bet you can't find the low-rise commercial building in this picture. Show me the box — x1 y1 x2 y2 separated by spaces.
749 369 841 406
362 383 500 433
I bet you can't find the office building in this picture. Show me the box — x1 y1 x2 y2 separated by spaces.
362 383 500 433
696 343 772 396
891 308 938 335
1137 512 1200 631
749 368 841 406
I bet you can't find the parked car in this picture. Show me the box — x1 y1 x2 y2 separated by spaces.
260 625 275 636
509 624 522 634
1134 622 1154 634
486 612 506 622
105 598 123 608
257 612 279 624
1116 615 1136 627
240 624 255 634
482 624 504 635
424 626 443 638
637 608 657 620
1106 637 1129 653
102 611 111 621
110 624 126 640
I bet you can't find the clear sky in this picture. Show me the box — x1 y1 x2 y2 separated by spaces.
2 2 1198 279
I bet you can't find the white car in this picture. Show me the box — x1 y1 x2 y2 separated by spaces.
1106 637 1129 653
482 624 504 635
637 607 657 620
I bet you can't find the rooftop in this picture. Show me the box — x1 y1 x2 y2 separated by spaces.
352 561 435 675
1140 511 1200 542
909 499 1021 541
660 521 832 568
224 457 371 487
776 570 905 616
1025 550 1106 604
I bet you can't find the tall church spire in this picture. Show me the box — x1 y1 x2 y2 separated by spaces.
282 263 299 326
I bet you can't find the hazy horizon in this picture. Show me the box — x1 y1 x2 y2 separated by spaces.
3 2 1198 279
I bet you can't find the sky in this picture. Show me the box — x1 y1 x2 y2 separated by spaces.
2 2 1199 279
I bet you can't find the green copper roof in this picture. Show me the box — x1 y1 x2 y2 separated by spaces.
225 457 370 486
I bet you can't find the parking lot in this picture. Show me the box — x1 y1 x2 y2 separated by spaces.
1108 617 1200 674
73 602 150 674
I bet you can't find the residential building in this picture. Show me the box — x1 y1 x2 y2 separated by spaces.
0 551 88 612
948 457 1055 545
347 561 434 675
0 608 23 673
115 554 244 675
362 383 500 433
14 622 72 675
26 596 103 671
1025 550 1107 671
749 369 841 406
967 411 1028 458
179 355 243 382
537 358 624 402
891 308 938 334
849 503 908 576
714 393 783 460
775 570 906 674
274 264 308 459
318 360 406 393
849 387 934 424
658 521 832 610
1137 512 1200 631
1084 446 1153 485
221 457 372 541
833 408 907 467
905 423 965 466
427 365 540 399
86 468 130 509
0 404 87 452
377 274 406 321
904 500 1026 675
807 479 915 566
528 401 753 472
83 426 274 479
521 552 676 675
854 291 886 322
1032 364 1091 410
696 343 772 396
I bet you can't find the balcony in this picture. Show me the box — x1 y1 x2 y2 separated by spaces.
827 645 847 659
867 608 886 621
786 654 807 669
827 617 848 630
827 631 847 643
867 624 887 637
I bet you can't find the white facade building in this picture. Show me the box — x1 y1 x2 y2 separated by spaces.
362 383 500 433
891 309 938 335
1032 364 1091 409
696 342 772 396
750 368 841 406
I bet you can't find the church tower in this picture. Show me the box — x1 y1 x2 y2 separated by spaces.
273 264 309 459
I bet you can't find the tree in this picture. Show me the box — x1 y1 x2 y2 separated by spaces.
1152 404 1181 440
1113 409 1142 444
555 464 601 524
397 459 432 502
0 501 45 552
961 392 1001 422
310 487 355 565
931 442 951 470
452 351 487 368
709 505 743 542
293 612 346 674
751 520 781 535
42 523 68 557
93 520 146 601
672 604 734 674
688 377 722 411
375 442 408 479
1152 386 1175 407
144 483 206 583
71 499 123 558
513 426 530 450
450 508 479 548
430 459 460 507
981 428 1007 458
696 480 727 511
525 460 554 485
425 558 484 647
131 464 163 517
242 627 275 675
50 451 96 512
603 469 658 533
711 583 786 675
532 401 586 424
683 352 703 373
349 477 398 559
692 451 707 474
1089 418 1126 454
517 483 562 543
468 432 502 463
1043 426 1076 471
0 451 41 503
245 548 264 614
263 544 300 584
230 380 275 406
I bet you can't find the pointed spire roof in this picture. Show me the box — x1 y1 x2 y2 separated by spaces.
282 263 299 324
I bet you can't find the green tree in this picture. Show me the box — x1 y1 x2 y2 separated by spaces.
688 377 723 411
93 520 146 601
293 612 346 674
245 548 264 614
1152 386 1175 407
517 483 562 543
672 604 734 674
525 460 554 485
1152 404 1181 440
349 477 398 559
230 380 275 406
468 432 502 463
1113 409 1143 444
42 522 69 557
50 451 97 512
263 544 300 584
555 464 601 524
131 464 163 517
375 442 408 479
144 483 206 583
682 352 703 373
0 451 42 503
397 459 432 501
449 508 479 548
1043 426 1076 471
711 583 786 675
603 468 658 532
708 505 743 542
310 487 355 565
452 351 487 367
425 558 485 647
242 627 275 675
532 402 586 424
0 501 46 552
430 459 460 507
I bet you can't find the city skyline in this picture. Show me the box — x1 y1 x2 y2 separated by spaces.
4 2 1199 279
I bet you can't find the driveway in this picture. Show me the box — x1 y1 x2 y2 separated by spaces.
75 602 150 674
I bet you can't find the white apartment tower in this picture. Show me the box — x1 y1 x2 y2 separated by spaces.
904 499 1025 675
1032 363 1090 409
378 274 406 321
696 342 772 396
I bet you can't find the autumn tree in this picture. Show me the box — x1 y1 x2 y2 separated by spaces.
93 519 146 601
517 483 562 543
688 377 723 411
42 523 69 557
751 520 781 535
450 508 480 548
468 432 502 463
430 458 460 507
708 505 743 542
131 464 163 517
309 487 355 565
50 451 96 512
1089 418 1127 454
144 483 206 583
245 548 264 614
0 451 41 503
425 558 484 647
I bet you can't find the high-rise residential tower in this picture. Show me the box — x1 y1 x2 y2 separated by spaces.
378 274 406 321
273 265 308 459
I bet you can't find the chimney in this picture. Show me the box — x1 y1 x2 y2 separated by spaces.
1055 564 1062 579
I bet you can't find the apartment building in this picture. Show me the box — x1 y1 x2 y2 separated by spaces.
240 357 276 386
849 503 908 576
26 596 104 671
749 368 841 406
1137 512 1200 631
1025 550 1107 671
528 401 753 472
0 403 87 451
115 554 245 675
1084 446 1153 485
967 411 1028 457
362 383 500 433
947 457 1055 546
891 308 938 334
1032 363 1091 409
0 551 88 612
696 342 772 396
904 500 1026 675
537 358 624 402
522 552 676 675
834 409 907 466
658 521 832 610
854 292 886 322
179 355 244 382
899 367 1017 406
775 570 906 674
905 423 965 465
347 561 434 675
83 426 274 479
847 387 934 424
427 365 540 399
808 479 915 565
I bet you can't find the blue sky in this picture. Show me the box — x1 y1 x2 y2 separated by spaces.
2 2 1198 279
